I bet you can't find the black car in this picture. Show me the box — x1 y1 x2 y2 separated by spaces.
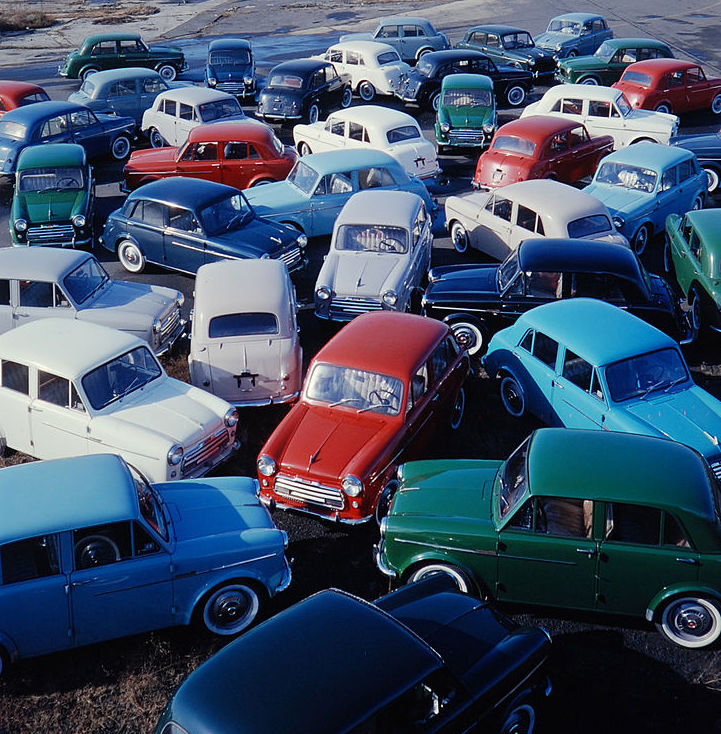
672 131 721 196
422 237 689 356
205 38 256 99
396 49 534 111
153 575 551 734
257 59 352 124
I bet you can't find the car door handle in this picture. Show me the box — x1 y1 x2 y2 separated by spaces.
576 548 596 557
552 379 564 389
71 579 94 587
675 557 698 565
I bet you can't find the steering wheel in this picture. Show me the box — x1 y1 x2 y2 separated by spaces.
378 238 403 253
74 535 121 569
369 388 400 411
56 176 78 189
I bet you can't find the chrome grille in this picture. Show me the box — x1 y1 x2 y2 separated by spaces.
709 459 721 482
275 246 302 272
275 475 344 510
216 81 252 94
448 129 486 145
160 308 182 340
26 224 75 246
533 58 557 74
330 297 382 319
182 428 229 476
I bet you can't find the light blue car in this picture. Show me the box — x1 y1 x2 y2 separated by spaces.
0 454 291 674
583 142 707 255
533 13 612 60
243 148 436 238
482 298 721 476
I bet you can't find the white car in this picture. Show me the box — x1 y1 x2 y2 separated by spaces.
520 84 679 149
314 189 432 320
315 40 410 101
189 259 303 407
445 179 628 261
292 106 439 180
0 319 238 482
141 87 246 148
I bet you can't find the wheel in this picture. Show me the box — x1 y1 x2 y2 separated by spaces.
297 141 312 157
110 134 131 161
691 194 704 211
200 582 261 636
500 373 525 418
0 646 9 678
375 479 398 525
80 66 99 82
449 318 487 356
450 220 470 254
712 93 721 115
250 178 275 186
449 386 465 430
500 703 536 734
430 91 441 112
656 596 721 648
340 86 353 108
416 47 433 61
566 49 578 58
655 102 672 114
703 166 720 194
631 224 650 256
407 562 473 594
663 234 675 276
157 64 177 82
117 239 146 274
358 80 376 101
74 535 121 569
630 137 657 145
689 286 703 340
148 127 165 149
579 75 599 85
506 84 527 107
307 102 320 124
0 434 6 458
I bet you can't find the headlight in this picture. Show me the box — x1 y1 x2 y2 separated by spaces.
71 214 86 228
224 408 239 427
440 122 450 133
316 285 331 300
176 293 185 308
296 233 308 248
341 474 363 497
207 76 217 86
483 123 495 134
167 444 183 466
382 290 398 307
14 218 27 232
291 100 298 111
555 43 562 52
612 216 625 230
152 317 161 333
244 75 253 85
257 454 277 477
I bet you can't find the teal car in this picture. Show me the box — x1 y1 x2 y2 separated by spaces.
10 143 94 248
435 73 496 152
375 428 721 649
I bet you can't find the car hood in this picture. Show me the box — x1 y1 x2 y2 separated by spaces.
243 181 305 214
149 44 183 55
445 106 494 126
326 252 407 297
95 111 136 131
208 62 252 78
534 31 577 49
583 183 649 215
211 216 297 255
81 280 178 317
20 189 86 223
560 55 602 72
671 132 721 156
126 147 178 170
426 264 499 301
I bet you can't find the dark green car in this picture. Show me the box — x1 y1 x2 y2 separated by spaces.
376 428 721 649
11 143 95 247
58 33 186 82
556 38 673 86
435 73 496 151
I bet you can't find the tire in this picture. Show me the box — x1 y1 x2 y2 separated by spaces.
689 286 703 340
566 50 578 58
110 134 131 161
691 194 704 211
117 239 146 274
307 102 320 124
632 224 650 256
500 373 525 418
74 535 121 569
250 178 275 186
0 434 6 458
200 582 261 636
712 93 721 115
297 141 312 157
449 318 488 356
407 562 474 594
340 86 353 108
703 166 720 194
375 479 398 525
506 84 527 107
655 102 672 114
0 645 9 678
80 66 99 82
450 220 470 254
148 127 165 149
430 91 441 112
500 703 536 734
449 386 465 430
579 75 599 85
358 81 376 101
656 595 721 648
663 234 675 277
416 47 433 61
630 137 657 145
157 64 177 82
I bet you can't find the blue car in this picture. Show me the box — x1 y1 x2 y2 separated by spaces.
533 13 612 60
0 101 135 182
584 142 707 255
205 38 256 99
243 148 435 238
483 298 721 474
100 177 307 275
0 453 291 674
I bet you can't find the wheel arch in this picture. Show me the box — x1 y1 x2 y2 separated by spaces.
0 631 18 665
645 584 721 622
186 574 271 627
402 555 485 598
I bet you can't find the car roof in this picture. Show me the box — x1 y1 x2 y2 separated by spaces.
0 245 91 281
208 38 251 51
494 115 586 144
685 209 721 244
442 72 494 90
466 24 528 35
155 87 237 104
165 588 442 734
334 189 423 228
328 40 399 55
17 142 86 169
81 33 142 45
1 100 84 125
80 67 163 86
599 141 693 170
269 58 330 74
299 147 399 175
325 104 418 128
377 16 434 25
0 454 137 545
420 49 487 65
601 38 671 50
127 176 240 206
484 179 609 217
0 81 45 97
186 119 274 144
624 58 701 77
548 12 604 22
539 84 624 102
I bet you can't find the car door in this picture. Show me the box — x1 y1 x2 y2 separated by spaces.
176 140 221 182
69 108 106 159
14 279 75 329
175 102 197 147
124 199 166 265
219 140 257 189
320 116 346 152
606 47 633 84
668 215 697 296
517 329 559 424
36 112 73 146
582 98 620 142
0 359 33 454
654 165 680 231
662 69 687 111
0 278 13 334
118 38 148 69
107 79 139 120
324 65 344 108
309 170 354 234
567 125 600 180
155 98 177 144
550 347 608 428
473 191 513 260
684 66 710 111
163 205 208 273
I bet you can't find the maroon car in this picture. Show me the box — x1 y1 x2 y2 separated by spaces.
473 116 613 189
0 81 50 118
122 119 298 192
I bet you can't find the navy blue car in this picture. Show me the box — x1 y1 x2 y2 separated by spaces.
205 38 256 99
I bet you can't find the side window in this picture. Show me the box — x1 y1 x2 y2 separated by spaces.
358 167 394 189
560 98 583 115
562 350 593 390
133 522 161 556
486 34 500 48
569 126 589 146
328 49 343 63
604 503 662 545
689 230 701 260
324 66 339 82
178 103 194 121
112 80 136 97
162 99 177 116
310 71 324 89
328 119 345 136
70 109 94 129
663 513 691 548
587 100 610 117
137 200 166 227
322 172 353 195
40 115 68 138
429 339 451 381
678 158 695 182
168 206 201 233
532 331 558 368
19 280 54 308
38 371 70 407
471 32 487 45
1 360 29 394
378 25 400 39
686 67 705 84
74 522 133 569
407 364 428 412
519 329 534 352
142 76 166 94
247 144 260 159
660 167 676 192
538 497 593 537
590 369 605 402
516 205 536 231
224 141 248 160
1 535 61 585
403 25 421 38
493 196 512 222
346 51 361 65
526 271 561 298
348 122 364 141
666 71 684 88
193 142 218 161
90 41 117 56
0 280 10 305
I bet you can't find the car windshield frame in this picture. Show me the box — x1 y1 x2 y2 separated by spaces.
209 49 251 67
498 250 522 291
595 162 658 193
604 347 690 403
130 464 169 542
593 41 616 60
17 166 85 193
441 88 493 108
198 192 253 235
498 435 531 520
286 159 320 195
62 256 110 305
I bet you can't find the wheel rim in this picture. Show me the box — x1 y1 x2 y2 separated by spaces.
341 88 352 108
203 584 259 636
111 136 130 160
82 67 98 81
692 195 703 211
704 167 719 193
661 597 721 648
663 237 673 274
451 321 483 355
451 222 469 254
119 242 144 272
308 105 319 124
656 103 671 114
501 704 536 734
712 95 721 115
159 65 176 82
501 375 525 417
580 76 599 85
359 82 375 101
633 225 648 255
449 387 465 430
691 290 702 333
410 564 470 593
149 129 164 148
375 480 398 525
507 85 525 106
431 93 441 112
567 50 578 58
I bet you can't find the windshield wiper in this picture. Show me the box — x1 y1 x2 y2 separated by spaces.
664 375 687 393
328 396 363 408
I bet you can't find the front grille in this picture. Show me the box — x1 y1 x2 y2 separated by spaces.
275 246 302 272
275 475 344 510
158 307 183 348
448 129 486 145
709 459 721 482
533 58 557 74
329 297 383 319
216 81 252 94
26 224 75 246
182 427 229 476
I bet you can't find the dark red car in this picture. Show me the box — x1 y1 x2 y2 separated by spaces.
612 59 721 116
473 116 613 189
0 81 50 117
256 312 469 525
122 120 298 192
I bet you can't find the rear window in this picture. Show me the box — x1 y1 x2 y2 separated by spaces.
377 51 401 65
491 136 535 156
567 214 613 237
386 125 421 143
208 312 279 337
620 71 652 86
268 74 304 89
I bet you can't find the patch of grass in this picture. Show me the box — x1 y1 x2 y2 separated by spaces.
0 10 57 32
92 3 159 24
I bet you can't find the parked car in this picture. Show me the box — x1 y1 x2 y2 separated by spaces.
520 84 679 149
397 49 534 110
445 179 627 260
672 129 721 194
314 190 432 321
0 247 184 354
243 148 435 238
0 81 49 117
665 208 721 340
613 59 721 116
58 32 186 82
0 101 135 182
533 13 612 60
122 120 297 192
292 105 439 180
205 38 256 99
584 142 706 254
153 575 552 734
68 67 191 128
0 452 290 674
556 38 674 86
315 40 410 101
422 237 687 356
100 177 307 276
473 116 613 189
189 259 302 406
256 59 352 125
141 87 246 148
256 312 469 524
339 16 450 64
435 73 497 151
0 318 238 482
456 24 556 79
376 428 721 649
10 143 95 248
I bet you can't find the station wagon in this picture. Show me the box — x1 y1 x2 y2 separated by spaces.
533 13 612 59
205 38 256 98
0 81 49 117
435 73 496 151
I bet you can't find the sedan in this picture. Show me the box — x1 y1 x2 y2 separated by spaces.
0 81 49 117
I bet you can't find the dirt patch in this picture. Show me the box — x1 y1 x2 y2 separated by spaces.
0 10 58 32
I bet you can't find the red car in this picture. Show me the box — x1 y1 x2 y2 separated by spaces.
256 312 469 525
473 116 613 189
0 81 50 117
122 120 298 192
612 58 721 116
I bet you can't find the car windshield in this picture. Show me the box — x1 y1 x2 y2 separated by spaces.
377 50 402 65
595 162 657 193
82 346 162 410
209 49 251 66
567 214 613 237
594 41 616 59
305 362 404 416
604 347 689 402
498 250 521 290
499 436 530 518
63 256 110 304
491 135 536 155
198 193 253 235
18 166 85 192
78 80 96 96
198 98 244 122
335 224 409 253
386 125 421 143
548 19 581 34
209 312 279 338
502 32 534 49
615 93 633 116
0 120 26 139
620 71 653 87
286 159 320 195
416 59 434 76
442 88 493 108
130 464 169 541
268 73 304 89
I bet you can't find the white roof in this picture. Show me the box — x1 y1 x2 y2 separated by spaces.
325 105 419 130
0 247 91 282
154 86 237 105
326 40 399 57
335 189 423 228
489 179 608 216
538 84 624 103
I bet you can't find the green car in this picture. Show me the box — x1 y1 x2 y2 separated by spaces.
11 143 95 248
435 73 496 152
58 33 187 82
556 38 673 86
376 428 721 649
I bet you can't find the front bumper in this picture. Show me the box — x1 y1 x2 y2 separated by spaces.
373 542 397 578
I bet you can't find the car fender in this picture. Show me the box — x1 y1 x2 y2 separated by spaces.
402 550 481 593
0 631 19 663
645 584 721 621
111 232 142 253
